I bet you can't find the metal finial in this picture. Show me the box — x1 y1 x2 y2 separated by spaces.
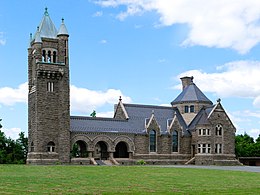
37 26 40 31
119 96 122 101
217 98 221 103
30 33 32 41
44 7 49 16
62 18 64 23
191 76 194 82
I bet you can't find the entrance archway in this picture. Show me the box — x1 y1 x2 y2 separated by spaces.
114 142 129 158
95 141 109 160
72 140 88 158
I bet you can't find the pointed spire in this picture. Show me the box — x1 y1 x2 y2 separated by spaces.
44 7 49 16
28 33 33 48
34 27 42 43
37 8 58 39
57 18 69 36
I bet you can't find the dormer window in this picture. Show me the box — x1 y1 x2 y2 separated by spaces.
184 105 195 113
190 105 195 112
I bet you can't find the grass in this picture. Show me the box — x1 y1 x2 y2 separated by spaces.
0 165 259 194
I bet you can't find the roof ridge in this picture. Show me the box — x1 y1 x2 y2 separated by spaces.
70 116 128 122
123 103 172 109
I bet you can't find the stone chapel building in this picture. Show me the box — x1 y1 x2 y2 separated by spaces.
27 9 240 165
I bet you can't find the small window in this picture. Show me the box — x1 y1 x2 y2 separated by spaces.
215 124 222 136
47 82 54 92
53 51 57 63
215 144 222 154
172 130 178 152
198 129 210 136
198 143 211 154
184 106 189 113
47 50 51 63
149 130 156 152
190 105 195 112
42 50 46 62
47 141 55 152
30 142 34 152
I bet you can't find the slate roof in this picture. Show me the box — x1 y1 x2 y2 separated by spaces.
33 8 69 41
171 83 212 105
188 105 215 131
37 8 58 39
70 104 189 135
57 19 69 36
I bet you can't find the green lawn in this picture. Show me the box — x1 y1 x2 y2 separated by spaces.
0 165 259 194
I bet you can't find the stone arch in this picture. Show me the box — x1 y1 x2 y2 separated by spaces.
92 135 114 152
71 134 93 151
113 136 135 152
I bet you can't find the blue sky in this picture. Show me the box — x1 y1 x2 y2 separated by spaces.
0 0 260 140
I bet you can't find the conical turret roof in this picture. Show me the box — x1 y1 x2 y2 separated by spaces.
58 18 69 36
34 8 58 39
171 80 212 105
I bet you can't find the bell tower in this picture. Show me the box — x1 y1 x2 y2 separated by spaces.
27 8 70 164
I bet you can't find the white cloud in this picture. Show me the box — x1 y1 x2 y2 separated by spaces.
0 32 6 46
2 127 21 140
93 11 103 17
0 83 131 114
70 85 131 114
100 39 108 44
0 82 27 106
96 111 114 117
94 0 260 53
174 60 260 107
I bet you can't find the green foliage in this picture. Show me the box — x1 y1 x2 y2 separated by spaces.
0 166 259 194
90 110 96 117
0 130 28 164
235 133 260 157
136 159 146 165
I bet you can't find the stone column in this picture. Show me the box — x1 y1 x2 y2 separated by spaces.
109 152 114 159
88 151 93 158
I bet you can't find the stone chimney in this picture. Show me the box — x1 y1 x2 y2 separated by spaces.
180 76 193 90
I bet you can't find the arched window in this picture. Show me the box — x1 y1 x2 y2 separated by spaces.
47 141 55 152
30 142 34 152
47 50 51 63
53 51 57 63
215 124 222 136
172 130 178 152
42 50 46 62
149 130 156 152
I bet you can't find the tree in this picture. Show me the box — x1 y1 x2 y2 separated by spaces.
235 133 260 157
90 110 96 117
0 119 28 164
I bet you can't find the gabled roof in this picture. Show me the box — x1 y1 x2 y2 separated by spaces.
70 103 189 136
171 83 212 105
188 105 214 131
